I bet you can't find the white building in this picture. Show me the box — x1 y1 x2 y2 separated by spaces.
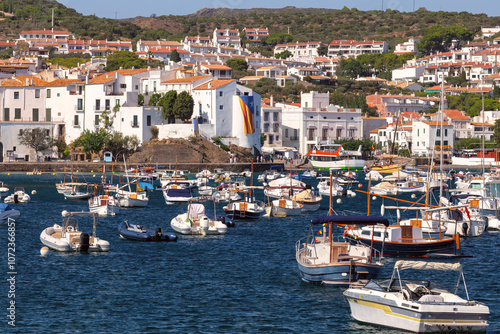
273 41 322 58
328 40 389 58
394 39 420 55
192 79 261 153
278 91 362 155
412 120 454 157
213 28 241 48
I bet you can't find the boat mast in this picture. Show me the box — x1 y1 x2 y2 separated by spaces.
481 92 485 177
439 80 444 200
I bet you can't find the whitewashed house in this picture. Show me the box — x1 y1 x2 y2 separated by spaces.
412 120 454 157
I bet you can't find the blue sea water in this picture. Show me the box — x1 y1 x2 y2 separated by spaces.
0 172 498 333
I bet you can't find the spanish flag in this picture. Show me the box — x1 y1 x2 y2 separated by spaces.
239 96 255 134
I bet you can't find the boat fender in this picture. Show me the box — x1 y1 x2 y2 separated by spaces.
462 223 469 236
80 233 90 252
168 233 178 242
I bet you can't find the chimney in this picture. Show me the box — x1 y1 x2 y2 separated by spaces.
270 95 274 106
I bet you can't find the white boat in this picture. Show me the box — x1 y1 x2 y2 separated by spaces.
40 211 110 252
271 198 302 216
344 260 490 333
296 215 384 286
0 182 9 197
88 184 119 216
162 182 193 204
63 182 92 200
117 189 149 207
370 181 398 196
171 203 228 235
0 203 20 223
4 187 30 203
198 185 216 195
317 179 355 197
292 188 322 212
305 143 365 170
264 176 306 198
364 170 383 181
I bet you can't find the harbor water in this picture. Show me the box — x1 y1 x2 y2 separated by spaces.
0 172 499 333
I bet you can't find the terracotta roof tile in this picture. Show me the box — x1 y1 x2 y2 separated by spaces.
161 75 210 84
193 79 235 90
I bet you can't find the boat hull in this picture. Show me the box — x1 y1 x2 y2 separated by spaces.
224 209 262 220
310 159 365 170
345 293 489 333
297 261 382 286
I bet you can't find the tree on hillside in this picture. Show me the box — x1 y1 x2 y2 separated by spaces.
170 49 181 62
275 50 292 59
104 51 147 71
226 58 248 71
71 128 109 156
18 128 54 159
493 119 500 147
173 91 194 120
336 58 366 79
160 90 177 121
148 93 162 106
317 45 329 56
262 32 293 46
417 25 474 55
104 131 140 158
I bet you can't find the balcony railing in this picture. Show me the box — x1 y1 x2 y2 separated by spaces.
289 136 298 141
131 121 139 128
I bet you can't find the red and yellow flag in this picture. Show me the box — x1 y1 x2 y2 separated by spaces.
239 96 255 134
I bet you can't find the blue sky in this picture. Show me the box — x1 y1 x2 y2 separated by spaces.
56 0 500 19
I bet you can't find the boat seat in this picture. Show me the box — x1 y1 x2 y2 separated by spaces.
419 294 444 303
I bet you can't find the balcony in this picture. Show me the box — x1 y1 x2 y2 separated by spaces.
131 121 139 128
289 136 298 141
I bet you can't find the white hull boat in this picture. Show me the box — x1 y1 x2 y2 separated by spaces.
88 195 119 216
40 211 110 252
4 188 30 203
271 198 302 216
171 203 228 235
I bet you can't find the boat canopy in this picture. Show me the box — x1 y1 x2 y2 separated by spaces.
311 215 389 226
394 260 462 272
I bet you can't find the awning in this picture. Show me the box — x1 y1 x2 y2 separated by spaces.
394 260 462 272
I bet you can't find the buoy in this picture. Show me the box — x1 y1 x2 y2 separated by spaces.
62 210 68 217
397 209 401 220
76 170 79 173
31 190 36 195
53 173 55 175
411 194 416 199
40 247 49 256
91 170 93 173
381 204 385 216
93 175 96 177
358 184 362 188
336 198 342 204
372 196 377 200
355 169 358 172
7 173 10 176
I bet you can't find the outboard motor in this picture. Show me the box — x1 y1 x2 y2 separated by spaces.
462 222 469 237
154 228 163 241
342 188 347 197
13 194 18 203
80 233 90 252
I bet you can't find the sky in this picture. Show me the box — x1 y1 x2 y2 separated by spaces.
56 0 500 19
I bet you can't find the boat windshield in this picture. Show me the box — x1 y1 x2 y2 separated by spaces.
370 278 452 294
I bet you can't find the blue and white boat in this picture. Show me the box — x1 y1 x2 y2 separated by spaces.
118 221 177 242
162 182 193 204
0 203 20 223
296 215 384 286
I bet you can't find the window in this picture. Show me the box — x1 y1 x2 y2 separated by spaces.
95 115 100 126
74 115 79 126
273 112 279 122
105 99 110 111
46 108 51 122
77 99 83 110
264 112 269 122
264 123 269 132
147 115 151 127
96 99 101 111
436 129 441 137
35 89 40 98
349 129 355 138
285 129 289 138
275 135 279 142
273 123 279 133
133 115 138 127
120 84 126 89
47 89 51 98
15 109 21 120
308 128 315 140
417 129 419 136
219 105 223 110
268 135 274 144
4 108 9 121
219 91 223 97
14 92 19 99
444 140 449 146
116 99 120 106
322 128 328 140
135 85 139 90
220 70 226 76
445 128 448 136
32 109 39 122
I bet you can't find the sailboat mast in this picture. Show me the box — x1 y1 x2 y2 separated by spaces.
439 80 445 200
481 93 485 177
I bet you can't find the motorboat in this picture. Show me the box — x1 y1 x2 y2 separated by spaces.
117 221 177 241
292 187 323 212
258 165 284 182
171 203 228 235
264 176 306 198
296 215 384 286
317 179 355 197
63 182 92 200
370 181 398 196
365 170 383 181
305 143 365 170
0 182 9 197
270 198 302 216
223 190 265 219
343 216 462 257
162 182 193 204
115 178 149 208
0 203 20 223
344 260 489 333
40 211 110 252
4 187 30 204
